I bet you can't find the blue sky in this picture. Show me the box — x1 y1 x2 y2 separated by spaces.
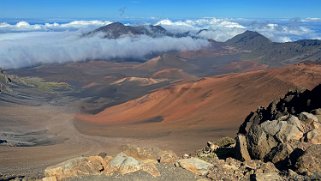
1 0 321 19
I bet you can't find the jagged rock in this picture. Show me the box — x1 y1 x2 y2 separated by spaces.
121 144 159 162
287 169 305 180
44 156 107 180
305 126 321 144
235 134 251 161
207 157 244 180
296 144 321 176
255 161 279 174
178 157 213 176
109 152 160 177
158 150 178 164
299 112 319 124
44 152 161 179
121 144 177 164
236 84 321 169
141 162 161 177
109 153 142 175
244 160 257 170
207 141 219 151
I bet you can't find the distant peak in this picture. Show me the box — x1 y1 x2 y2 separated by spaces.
226 30 272 49
238 30 267 39
106 22 125 27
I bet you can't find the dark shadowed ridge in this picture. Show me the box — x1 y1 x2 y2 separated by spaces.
87 22 170 39
226 30 321 65
86 22 202 39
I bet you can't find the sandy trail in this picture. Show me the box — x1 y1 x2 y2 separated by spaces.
0 104 138 176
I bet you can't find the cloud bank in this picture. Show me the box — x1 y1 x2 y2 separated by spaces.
0 17 321 69
0 20 112 33
154 17 321 42
0 32 209 69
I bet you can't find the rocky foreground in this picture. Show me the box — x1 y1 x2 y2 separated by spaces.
3 84 321 181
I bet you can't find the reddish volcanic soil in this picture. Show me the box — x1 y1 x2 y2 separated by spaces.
75 63 321 153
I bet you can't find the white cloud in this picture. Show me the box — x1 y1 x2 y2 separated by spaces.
0 20 112 32
0 32 209 69
155 18 246 41
155 17 321 42
302 17 321 22
0 18 320 69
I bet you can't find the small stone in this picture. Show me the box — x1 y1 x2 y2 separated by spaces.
244 160 257 170
178 157 213 176
207 141 219 152
174 162 180 167
98 152 107 158
183 153 190 159
287 169 298 177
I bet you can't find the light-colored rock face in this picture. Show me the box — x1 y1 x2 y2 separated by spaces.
44 156 107 180
260 116 304 143
109 153 142 175
235 134 251 161
121 144 178 164
305 127 321 144
178 157 213 176
43 145 170 180
299 112 319 124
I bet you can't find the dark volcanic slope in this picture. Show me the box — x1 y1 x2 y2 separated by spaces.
226 31 321 65
87 22 169 39
226 30 272 50
0 69 72 106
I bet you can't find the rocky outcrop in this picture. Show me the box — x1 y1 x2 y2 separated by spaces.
189 142 284 180
43 145 178 180
0 69 13 93
44 156 109 180
120 144 178 164
237 84 321 170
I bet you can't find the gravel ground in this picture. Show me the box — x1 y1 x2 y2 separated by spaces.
68 164 202 181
